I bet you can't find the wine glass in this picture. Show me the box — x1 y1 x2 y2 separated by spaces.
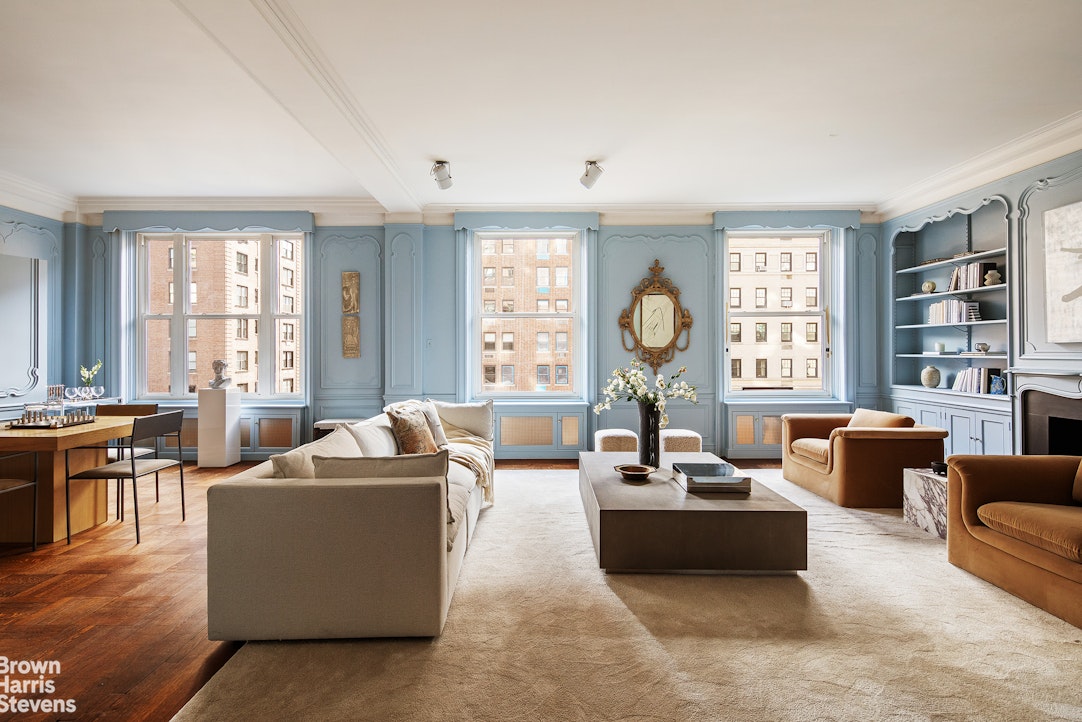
92 385 105 399
79 386 94 400
64 387 80 402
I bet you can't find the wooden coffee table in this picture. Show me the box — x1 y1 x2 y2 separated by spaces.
579 451 807 573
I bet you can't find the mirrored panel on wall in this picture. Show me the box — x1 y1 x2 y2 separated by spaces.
0 256 46 403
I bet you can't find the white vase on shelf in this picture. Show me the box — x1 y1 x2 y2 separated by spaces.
920 365 941 388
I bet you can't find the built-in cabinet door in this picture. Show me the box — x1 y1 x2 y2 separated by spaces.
976 414 1012 455
946 411 975 455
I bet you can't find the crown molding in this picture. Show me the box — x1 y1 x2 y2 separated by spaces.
75 196 387 227
876 110 1082 222
0 170 76 222
423 203 878 227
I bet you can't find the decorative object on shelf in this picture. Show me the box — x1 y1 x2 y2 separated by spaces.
79 359 102 387
920 365 941 388
594 359 698 468
921 280 936 293
974 342 990 353
618 259 693 374
208 359 232 389
934 342 945 353
983 268 1002 286
989 375 1007 395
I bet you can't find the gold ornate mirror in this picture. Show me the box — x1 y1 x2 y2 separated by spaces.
619 259 693 373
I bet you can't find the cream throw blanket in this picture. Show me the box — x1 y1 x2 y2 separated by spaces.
442 420 495 503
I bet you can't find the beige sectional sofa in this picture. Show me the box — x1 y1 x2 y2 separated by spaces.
206 399 494 640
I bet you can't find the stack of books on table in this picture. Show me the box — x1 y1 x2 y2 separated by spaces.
672 462 752 493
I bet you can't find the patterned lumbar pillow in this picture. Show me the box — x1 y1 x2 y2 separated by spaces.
387 405 439 455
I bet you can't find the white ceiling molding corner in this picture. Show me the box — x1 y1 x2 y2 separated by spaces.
0 171 76 223
876 110 1082 222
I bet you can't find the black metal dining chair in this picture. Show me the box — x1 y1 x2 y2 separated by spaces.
89 403 160 519
65 410 185 544
0 451 38 551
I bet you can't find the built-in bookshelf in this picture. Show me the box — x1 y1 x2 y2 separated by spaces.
891 198 1010 400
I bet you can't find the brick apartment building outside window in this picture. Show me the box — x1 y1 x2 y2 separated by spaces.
726 233 828 392
138 232 303 397
474 231 582 396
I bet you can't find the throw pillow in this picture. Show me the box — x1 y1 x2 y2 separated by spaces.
387 405 439 454
428 398 494 442
269 426 362 478
383 400 449 447
345 416 399 456
847 408 915 429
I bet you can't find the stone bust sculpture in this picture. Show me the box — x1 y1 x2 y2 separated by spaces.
209 359 232 389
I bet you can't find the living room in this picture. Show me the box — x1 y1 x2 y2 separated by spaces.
1 1 1081 720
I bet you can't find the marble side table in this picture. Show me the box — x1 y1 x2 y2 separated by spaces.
903 468 947 539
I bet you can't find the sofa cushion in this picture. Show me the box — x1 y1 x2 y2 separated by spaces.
384 400 449 447
429 399 494 442
446 484 470 552
977 501 1082 563
387 405 439 455
847 408 915 428
344 415 399 457
269 427 361 479
791 437 830 465
313 450 456 525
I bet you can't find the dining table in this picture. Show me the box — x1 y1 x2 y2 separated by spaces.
0 416 136 544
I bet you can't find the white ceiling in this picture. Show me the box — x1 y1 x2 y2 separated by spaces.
2 0 1082 223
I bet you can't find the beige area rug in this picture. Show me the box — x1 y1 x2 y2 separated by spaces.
175 469 1082 721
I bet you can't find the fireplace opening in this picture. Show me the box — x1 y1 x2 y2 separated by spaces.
1022 390 1082 455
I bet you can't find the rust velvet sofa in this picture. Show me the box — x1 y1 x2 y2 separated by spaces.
947 454 1082 628
781 409 948 508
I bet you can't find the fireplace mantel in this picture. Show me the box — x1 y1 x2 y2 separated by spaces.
1010 369 1082 453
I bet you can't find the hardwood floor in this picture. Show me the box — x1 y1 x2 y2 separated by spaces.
0 456 780 721
0 463 246 722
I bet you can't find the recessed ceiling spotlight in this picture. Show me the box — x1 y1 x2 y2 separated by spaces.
580 161 603 189
431 161 452 190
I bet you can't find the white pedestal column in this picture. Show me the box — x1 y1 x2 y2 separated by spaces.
198 388 241 467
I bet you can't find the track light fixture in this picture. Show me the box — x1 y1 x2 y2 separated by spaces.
431 161 453 190
580 161 603 189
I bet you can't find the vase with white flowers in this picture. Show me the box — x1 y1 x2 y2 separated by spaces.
80 359 103 387
593 359 697 468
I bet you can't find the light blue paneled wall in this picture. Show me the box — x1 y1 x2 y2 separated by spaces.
595 226 717 452
420 224 458 400
310 226 385 420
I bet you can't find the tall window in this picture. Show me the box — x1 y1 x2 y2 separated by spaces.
730 253 741 272
726 232 828 393
730 323 741 343
138 232 303 397
474 231 582 397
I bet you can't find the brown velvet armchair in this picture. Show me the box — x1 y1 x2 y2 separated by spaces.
781 410 948 508
947 454 1082 628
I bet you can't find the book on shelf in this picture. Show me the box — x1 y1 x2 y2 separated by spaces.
949 367 1002 395
927 299 980 324
671 462 751 493
944 261 999 292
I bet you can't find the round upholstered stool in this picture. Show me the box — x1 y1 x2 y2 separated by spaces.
660 428 702 452
594 428 638 452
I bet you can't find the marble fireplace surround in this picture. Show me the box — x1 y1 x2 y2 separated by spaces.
1012 371 1082 454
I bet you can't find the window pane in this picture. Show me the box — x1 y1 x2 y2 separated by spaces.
727 234 827 393
278 239 302 315
730 322 741 343
146 237 175 315
186 318 259 394
189 238 261 314
275 319 302 394
475 234 579 396
145 319 171 393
